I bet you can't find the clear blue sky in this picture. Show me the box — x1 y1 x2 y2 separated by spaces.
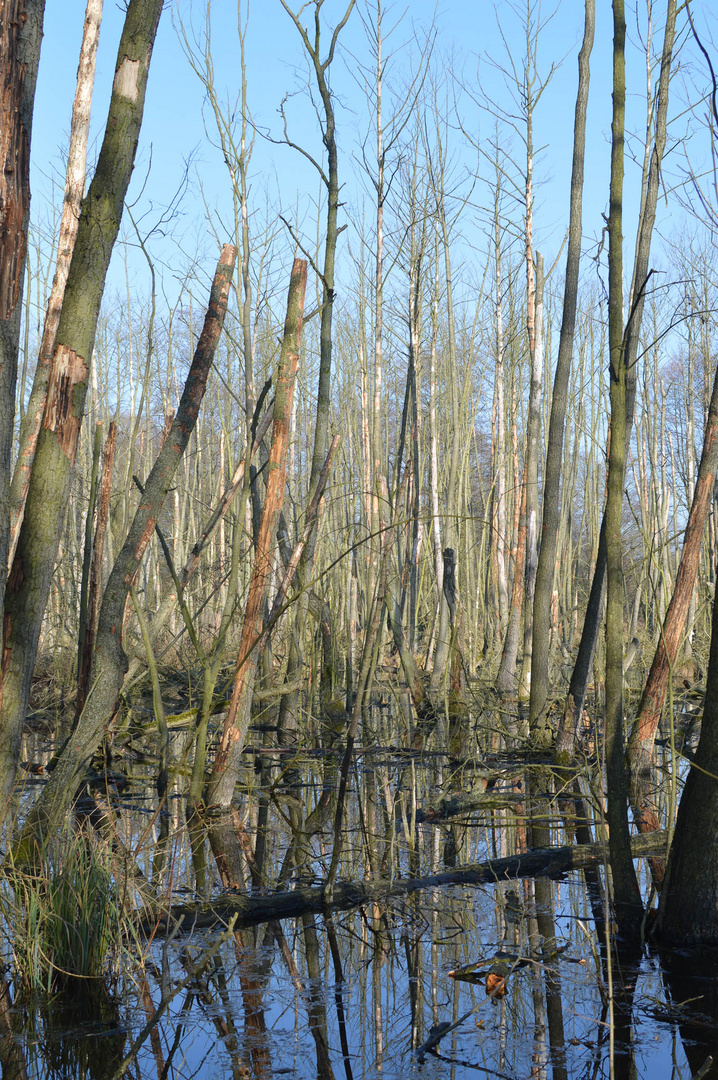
28 2 710 311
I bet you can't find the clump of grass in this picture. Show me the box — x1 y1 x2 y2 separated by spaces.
2 837 126 996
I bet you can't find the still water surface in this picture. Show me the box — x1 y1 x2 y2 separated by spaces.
4 732 716 1078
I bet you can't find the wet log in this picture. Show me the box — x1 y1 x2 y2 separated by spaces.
140 830 667 934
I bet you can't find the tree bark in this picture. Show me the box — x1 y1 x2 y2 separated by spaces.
519 250 544 706
497 481 527 696
0 0 164 800
0 0 45 622
622 1 687 854
12 244 235 864
491 144 509 637
276 0 354 751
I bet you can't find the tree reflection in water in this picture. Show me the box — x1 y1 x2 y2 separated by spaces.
1 745 714 1078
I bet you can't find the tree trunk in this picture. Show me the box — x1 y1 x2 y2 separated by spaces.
555 0 677 766
0 0 164 800
497 481 527 697
530 0 594 736
144 830 669 935
0 0 45 621
604 0 643 935
276 0 354 752
491 146 509 637
519 251 544 705
9 0 102 564
206 259 307 810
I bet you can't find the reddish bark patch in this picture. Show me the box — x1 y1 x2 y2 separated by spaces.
42 345 88 460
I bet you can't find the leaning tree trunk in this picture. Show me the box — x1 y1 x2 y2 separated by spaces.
629 355 718 789
12 245 236 865
206 258 307 812
0 0 45 623
0 0 163 801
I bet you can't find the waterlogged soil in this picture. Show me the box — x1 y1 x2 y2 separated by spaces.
4 730 717 1079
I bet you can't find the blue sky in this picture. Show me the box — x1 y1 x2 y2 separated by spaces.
28 2 710 313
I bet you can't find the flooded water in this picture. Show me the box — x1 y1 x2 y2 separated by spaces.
3 706 718 1079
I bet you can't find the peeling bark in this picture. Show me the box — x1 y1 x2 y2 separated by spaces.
41 345 88 454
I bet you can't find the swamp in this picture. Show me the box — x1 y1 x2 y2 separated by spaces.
4 0 718 1076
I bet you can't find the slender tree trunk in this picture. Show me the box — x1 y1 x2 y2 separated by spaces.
604 0 642 934
531 0 594 737
623 3 703 859
276 0 354 750
77 420 103 706
429 184 462 693
497 482 527 697
519 251 544 704
491 154 509 636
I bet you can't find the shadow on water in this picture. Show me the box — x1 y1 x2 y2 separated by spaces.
3 696 716 1078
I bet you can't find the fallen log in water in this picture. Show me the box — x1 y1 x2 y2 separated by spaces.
139 830 667 934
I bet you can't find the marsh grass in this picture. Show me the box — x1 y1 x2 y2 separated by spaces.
2 836 127 996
